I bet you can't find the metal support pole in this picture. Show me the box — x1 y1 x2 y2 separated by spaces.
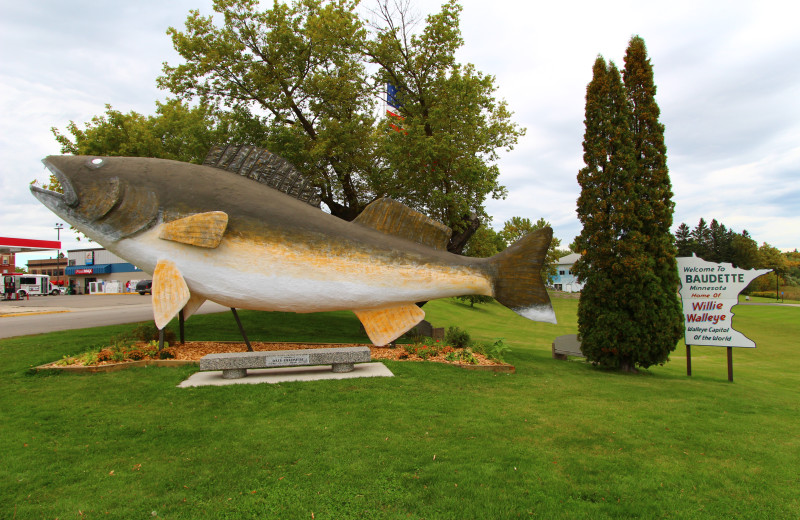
686 344 692 376
179 309 185 345
231 307 252 351
727 346 733 382
158 327 165 351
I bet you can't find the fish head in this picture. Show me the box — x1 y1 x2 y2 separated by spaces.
32 155 159 243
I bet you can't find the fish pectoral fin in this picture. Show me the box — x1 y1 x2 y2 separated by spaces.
354 304 425 346
152 259 191 329
181 293 207 320
159 211 228 248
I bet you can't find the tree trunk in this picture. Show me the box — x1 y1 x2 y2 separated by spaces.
448 213 481 254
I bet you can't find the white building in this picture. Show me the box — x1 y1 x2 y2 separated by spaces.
63 247 148 294
551 253 584 292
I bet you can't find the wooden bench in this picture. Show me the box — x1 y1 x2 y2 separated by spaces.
552 335 584 360
199 347 372 379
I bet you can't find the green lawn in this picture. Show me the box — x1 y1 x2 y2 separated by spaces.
740 294 800 305
1 296 798 519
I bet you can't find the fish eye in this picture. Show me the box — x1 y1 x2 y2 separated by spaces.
87 157 105 169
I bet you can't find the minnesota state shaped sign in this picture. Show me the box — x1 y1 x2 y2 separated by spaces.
677 255 771 348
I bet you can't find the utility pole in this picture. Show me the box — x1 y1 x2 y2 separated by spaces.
54 223 64 289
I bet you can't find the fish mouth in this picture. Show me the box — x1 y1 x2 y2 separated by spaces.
33 155 161 241
31 157 79 209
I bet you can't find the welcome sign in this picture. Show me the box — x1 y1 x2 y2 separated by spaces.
677 255 771 348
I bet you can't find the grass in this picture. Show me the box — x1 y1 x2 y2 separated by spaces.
1 295 798 518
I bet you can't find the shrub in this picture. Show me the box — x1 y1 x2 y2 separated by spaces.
127 350 146 361
55 355 75 366
158 347 177 360
403 344 418 356
78 352 99 366
750 287 800 300
108 334 135 352
131 323 176 344
457 348 477 365
445 326 471 349
472 342 487 357
455 295 494 307
137 341 158 358
486 339 511 363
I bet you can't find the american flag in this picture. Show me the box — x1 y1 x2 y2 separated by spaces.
386 83 406 134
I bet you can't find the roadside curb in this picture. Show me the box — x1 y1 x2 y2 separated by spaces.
0 310 72 318
91 293 143 296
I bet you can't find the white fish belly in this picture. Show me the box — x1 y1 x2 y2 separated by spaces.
114 231 491 312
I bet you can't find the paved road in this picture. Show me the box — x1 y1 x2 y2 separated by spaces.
740 301 800 307
0 294 229 339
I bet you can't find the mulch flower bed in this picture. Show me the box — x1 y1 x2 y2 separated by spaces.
38 341 514 373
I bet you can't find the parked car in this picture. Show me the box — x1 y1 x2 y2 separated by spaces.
136 280 152 295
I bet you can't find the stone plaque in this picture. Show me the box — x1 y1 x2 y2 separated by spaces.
264 354 310 367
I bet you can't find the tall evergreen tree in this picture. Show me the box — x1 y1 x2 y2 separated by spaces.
674 218 763 269
573 57 641 371
690 218 712 259
622 35 682 368
674 223 693 256
574 37 682 372
708 219 731 262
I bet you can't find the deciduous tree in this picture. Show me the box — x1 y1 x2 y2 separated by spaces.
51 100 233 163
154 0 522 251
499 217 562 281
455 225 504 306
730 231 760 269
159 0 375 220
367 0 523 251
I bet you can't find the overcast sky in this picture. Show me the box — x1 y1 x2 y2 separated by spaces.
2 0 798 268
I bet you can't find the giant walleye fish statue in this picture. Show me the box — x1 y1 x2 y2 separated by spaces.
31 146 556 345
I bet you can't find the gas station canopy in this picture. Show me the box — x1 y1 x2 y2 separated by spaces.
0 236 61 254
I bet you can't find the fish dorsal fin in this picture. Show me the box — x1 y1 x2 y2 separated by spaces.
152 259 191 329
159 211 228 248
354 304 425 346
354 198 452 250
204 144 321 207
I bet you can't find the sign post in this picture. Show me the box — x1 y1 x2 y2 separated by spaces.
677 255 771 382
686 344 692 376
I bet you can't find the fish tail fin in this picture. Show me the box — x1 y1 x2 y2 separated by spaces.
488 227 557 324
